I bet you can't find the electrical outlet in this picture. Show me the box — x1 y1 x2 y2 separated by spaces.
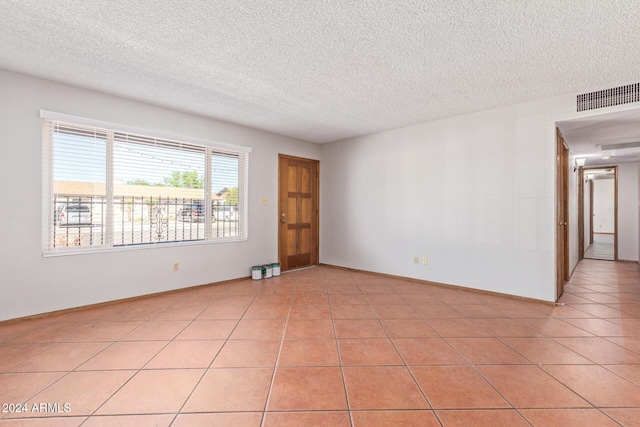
414 256 419 264
422 256 428 265
173 262 179 272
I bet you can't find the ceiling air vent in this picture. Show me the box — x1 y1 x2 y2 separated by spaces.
598 141 640 151
577 82 640 112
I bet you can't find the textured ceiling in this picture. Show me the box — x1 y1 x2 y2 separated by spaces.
1 1 639 143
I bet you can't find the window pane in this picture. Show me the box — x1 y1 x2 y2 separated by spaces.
211 152 240 238
51 125 107 249
113 133 206 245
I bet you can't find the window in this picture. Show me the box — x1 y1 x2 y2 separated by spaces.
41 111 250 255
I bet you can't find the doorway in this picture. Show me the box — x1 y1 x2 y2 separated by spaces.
278 154 319 271
579 166 618 261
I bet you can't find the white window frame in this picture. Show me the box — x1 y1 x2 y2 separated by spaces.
41 110 251 256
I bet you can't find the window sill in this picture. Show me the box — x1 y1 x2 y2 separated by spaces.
42 237 248 258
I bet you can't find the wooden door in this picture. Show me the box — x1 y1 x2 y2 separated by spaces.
589 179 594 245
578 168 584 260
613 167 619 261
556 128 569 299
278 154 319 271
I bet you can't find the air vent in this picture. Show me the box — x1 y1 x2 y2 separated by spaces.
598 141 640 151
577 83 640 112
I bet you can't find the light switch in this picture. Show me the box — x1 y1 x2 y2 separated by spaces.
262 198 268 205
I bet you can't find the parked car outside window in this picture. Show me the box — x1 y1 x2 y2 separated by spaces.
178 203 205 222
55 204 92 226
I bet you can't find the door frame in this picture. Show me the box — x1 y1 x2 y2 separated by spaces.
556 128 569 300
578 165 618 261
277 154 320 271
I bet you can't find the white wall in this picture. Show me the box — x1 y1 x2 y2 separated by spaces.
0 69 321 321
618 162 639 262
2 68 636 320
593 179 615 234
320 96 580 302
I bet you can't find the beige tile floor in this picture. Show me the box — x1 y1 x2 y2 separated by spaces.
584 234 615 261
0 260 639 426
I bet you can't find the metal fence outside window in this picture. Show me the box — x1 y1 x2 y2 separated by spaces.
52 195 239 248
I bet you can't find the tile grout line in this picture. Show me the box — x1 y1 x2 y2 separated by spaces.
259 281 295 427
168 285 261 426
82 285 256 425
330 269 355 427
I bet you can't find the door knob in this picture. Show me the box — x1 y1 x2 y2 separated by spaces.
281 213 286 224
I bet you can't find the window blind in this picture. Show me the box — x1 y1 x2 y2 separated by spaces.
41 111 250 255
